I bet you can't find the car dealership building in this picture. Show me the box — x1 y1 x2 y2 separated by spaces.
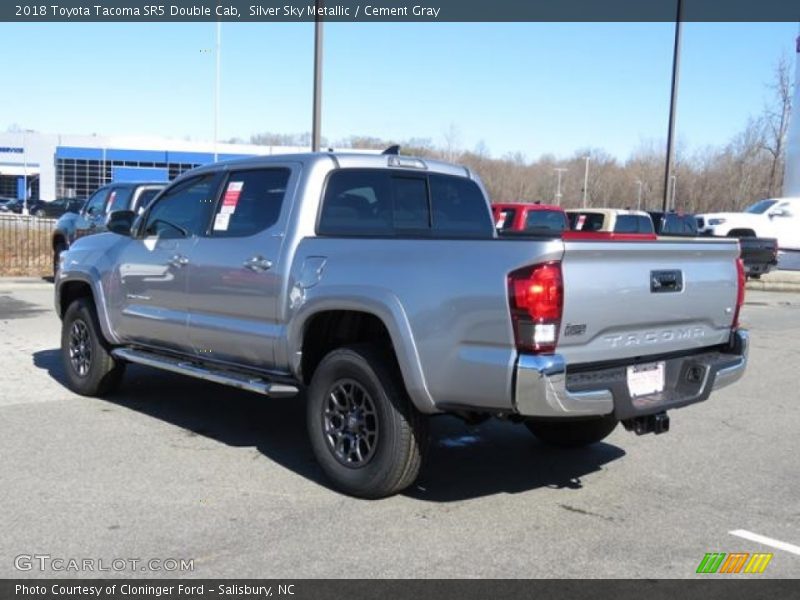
0 131 310 201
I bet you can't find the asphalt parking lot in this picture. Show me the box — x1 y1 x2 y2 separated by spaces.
0 280 798 579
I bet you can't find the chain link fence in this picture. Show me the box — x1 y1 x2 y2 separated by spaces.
0 213 56 277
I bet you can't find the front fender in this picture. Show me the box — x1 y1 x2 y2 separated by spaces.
56 253 120 346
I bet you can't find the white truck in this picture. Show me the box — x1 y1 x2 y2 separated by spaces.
697 197 800 253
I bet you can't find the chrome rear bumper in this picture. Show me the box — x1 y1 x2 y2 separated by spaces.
514 329 749 418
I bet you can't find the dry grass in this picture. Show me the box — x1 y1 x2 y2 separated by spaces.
0 217 54 277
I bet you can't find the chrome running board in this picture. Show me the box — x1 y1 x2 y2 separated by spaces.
111 347 299 398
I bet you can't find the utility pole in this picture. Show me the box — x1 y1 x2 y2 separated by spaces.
213 19 221 162
636 179 643 210
663 0 683 211
553 168 567 205
582 155 590 207
311 0 324 152
22 129 28 215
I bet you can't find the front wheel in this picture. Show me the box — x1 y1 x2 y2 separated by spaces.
306 345 427 498
61 297 125 396
524 415 618 448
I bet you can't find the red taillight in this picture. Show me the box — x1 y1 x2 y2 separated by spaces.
732 257 745 329
508 262 563 353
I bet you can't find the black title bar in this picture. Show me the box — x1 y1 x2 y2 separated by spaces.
3 0 800 22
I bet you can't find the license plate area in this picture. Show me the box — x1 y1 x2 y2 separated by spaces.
626 361 665 398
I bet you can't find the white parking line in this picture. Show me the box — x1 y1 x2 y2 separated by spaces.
729 529 800 556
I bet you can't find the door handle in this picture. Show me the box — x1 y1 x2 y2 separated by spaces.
169 254 189 268
243 256 273 272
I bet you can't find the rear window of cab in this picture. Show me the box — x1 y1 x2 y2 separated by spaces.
318 169 494 238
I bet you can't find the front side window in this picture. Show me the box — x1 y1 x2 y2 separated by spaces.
107 187 133 213
745 199 777 214
210 168 291 237
142 174 220 239
83 188 109 216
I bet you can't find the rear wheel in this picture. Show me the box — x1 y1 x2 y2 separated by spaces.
306 344 427 498
61 297 124 396
525 415 618 448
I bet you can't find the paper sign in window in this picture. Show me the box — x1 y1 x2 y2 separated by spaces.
221 181 243 215
213 212 230 231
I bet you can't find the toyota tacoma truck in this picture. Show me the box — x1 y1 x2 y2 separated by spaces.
52 181 165 277
55 152 749 498
696 197 800 253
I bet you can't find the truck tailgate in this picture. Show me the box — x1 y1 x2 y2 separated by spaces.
558 239 740 365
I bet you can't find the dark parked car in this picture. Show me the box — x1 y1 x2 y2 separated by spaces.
0 198 25 213
649 211 778 278
34 197 86 218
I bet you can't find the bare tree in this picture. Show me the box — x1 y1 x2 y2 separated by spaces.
761 54 793 197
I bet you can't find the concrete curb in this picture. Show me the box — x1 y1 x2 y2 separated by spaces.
0 277 53 291
746 280 800 293
746 270 800 293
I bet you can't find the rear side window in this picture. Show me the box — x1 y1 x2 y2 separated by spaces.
318 170 393 236
682 216 697 235
318 169 492 238
430 174 493 237
211 168 290 237
494 208 517 230
524 209 567 233
615 215 654 234
569 212 604 231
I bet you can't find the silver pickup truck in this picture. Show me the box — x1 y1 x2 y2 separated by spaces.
55 152 748 498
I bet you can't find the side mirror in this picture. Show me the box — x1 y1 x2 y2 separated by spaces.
768 208 788 218
106 210 136 236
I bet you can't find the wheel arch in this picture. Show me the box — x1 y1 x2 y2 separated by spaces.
288 297 436 413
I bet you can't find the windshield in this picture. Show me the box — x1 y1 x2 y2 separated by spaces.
745 199 777 214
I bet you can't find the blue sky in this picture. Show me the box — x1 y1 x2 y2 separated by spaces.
1 21 796 159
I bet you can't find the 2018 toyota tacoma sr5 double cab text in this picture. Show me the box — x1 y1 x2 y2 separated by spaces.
55 152 749 498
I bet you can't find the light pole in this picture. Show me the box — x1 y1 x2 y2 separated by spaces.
311 0 324 152
663 0 683 211
636 179 643 210
213 19 221 162
22 130 28 215
582 155 590 207
21 129 34 215
553 168 567 205
670 175 677 211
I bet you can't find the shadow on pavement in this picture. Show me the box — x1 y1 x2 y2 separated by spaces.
33 348 626 502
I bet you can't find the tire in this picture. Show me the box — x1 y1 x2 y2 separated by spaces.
525 415 618 448
61 297 124 396
306 344 427 498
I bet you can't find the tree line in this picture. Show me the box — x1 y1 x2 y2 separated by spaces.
233 57 793 214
